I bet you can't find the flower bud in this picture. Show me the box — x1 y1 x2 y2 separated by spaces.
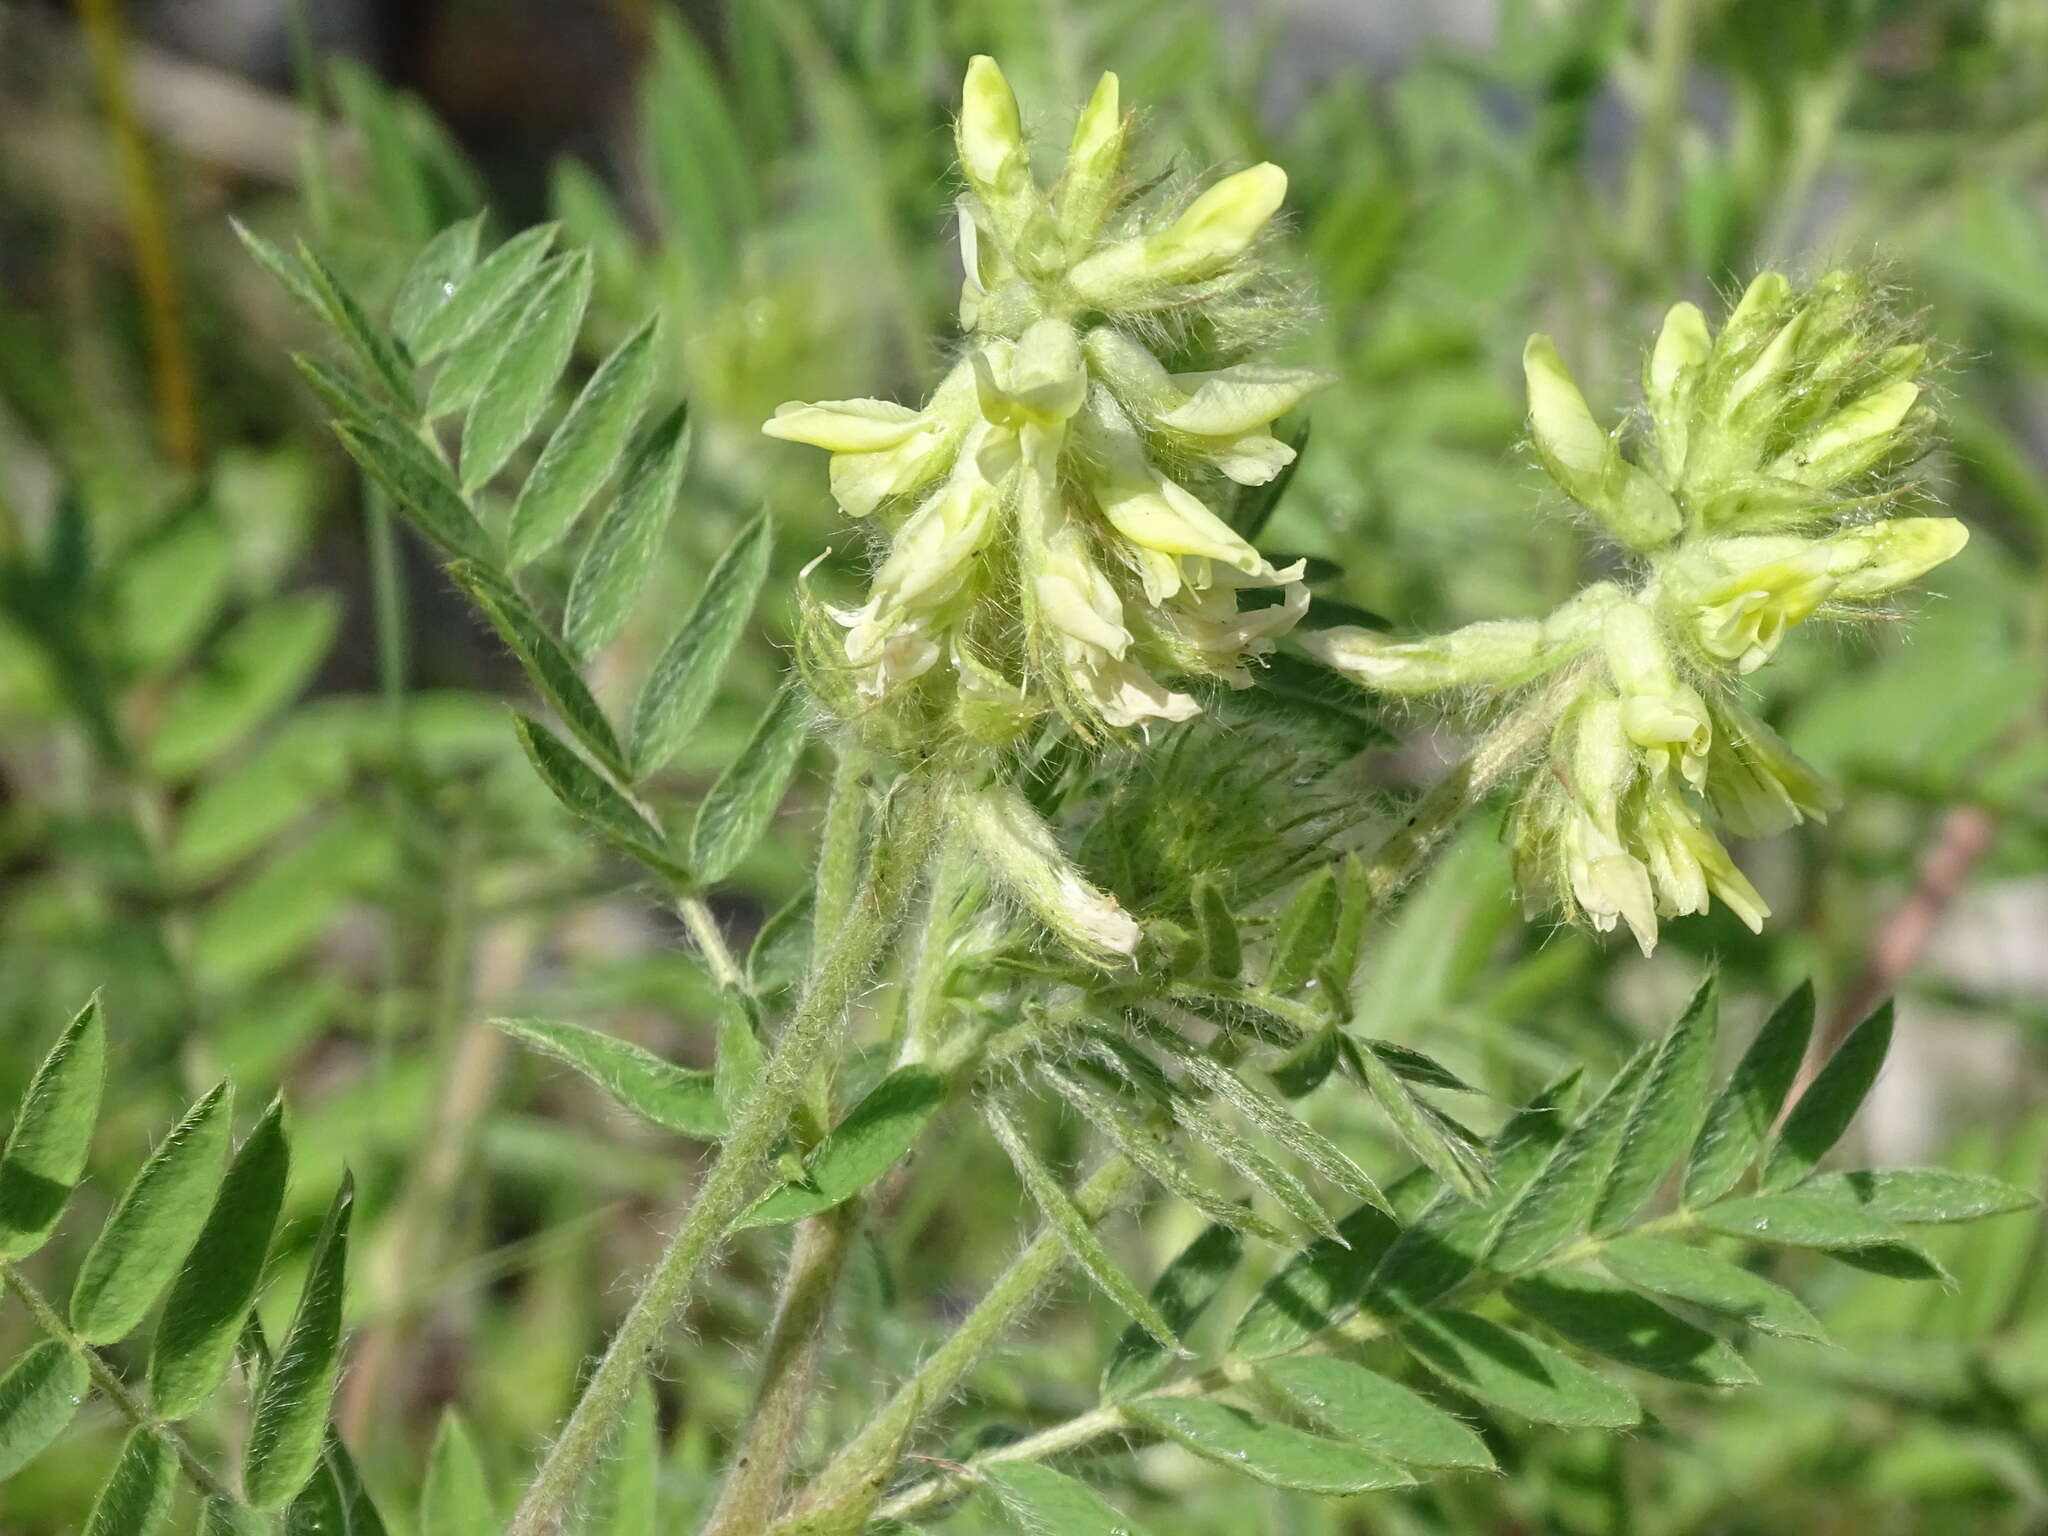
1069 163 1286 304
1822 516 1969 600
956 783 1140 964
1524 336 1680 551
1055 72 1126 251
1645 301 1710 473
1705 699 1840 838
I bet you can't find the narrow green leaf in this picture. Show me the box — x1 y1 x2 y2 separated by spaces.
425 259 561 420
509 318 662 568
147 593 340 780
1259 1356 1496 1471
0 1341 89 1478
1268 1026 1340 1098
1401 1310 1641 1428
1594 976 1719 1233
1266 867 1338 991
202 1498 270 1536
688 683 809 884
739 1068 945 1228
1042 1067 1289 1247
0 997 107 1259
1599 1234 1827 1341
1761 1002 1894 1192
1505 1269 1757 1386
245 1175 355 1507
511 713 685 880
1102 1224 1245 1400
284 1434 389 1536
1229 1203 1402 1360
494 1016 721 1138
1697 1191 1902 1248
630 514 772 776
1486 1047 1653 1272
982 1462 1147 1536
1801 1168 2039 1224
1360 1040 1480 1096
1143 1025 1385 1210
1349 1032 1490 1202
1124 1398 1413 1494
1193 878 1241 980
411 223 558 361
70 1081 234 1342
1684 982 1814 1206
423 1410 495 1536
231 218 324 318
293 240 416 406
1826 1241 1954 1284
985 1103 1177 1351
579 1374 657 1536
294 353 395 436
151 1100 291 1418
392 215 484 349
83 1428 178 1536
564 404 692 656
447 561 625 775
1162 1088 1342 1246
1365 1073 1581 1316
335 419 493 563
461 249 594 491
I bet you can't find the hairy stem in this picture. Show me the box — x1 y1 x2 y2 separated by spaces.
1 1263 239 1506
698 1198 864 1536
507 777 944 1536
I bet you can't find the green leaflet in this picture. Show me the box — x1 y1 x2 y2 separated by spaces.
461 249 594 491
0 1341 90 1479
564 403 692 657
1124 1397 1413 1494
0 997 106 1260
577 1375 658 1536
1599 1234 1827 1341
1486 1046 1653 1273
1401 1310 1642 1428
147 593 340 781
1143 1027 1384 1210
1348 1031 1489 1201
427 258 562 420
70 1081 234 1343
391 214 484 349
284 1434 390 1536
170 713 353 881
1268 1025 1340 1098
1265 865 1339 991
1761 1003 1894 1192
1800 1168 2038 1224
447 561 626 776
245 1176 355 1507
230 218 325 320
495 1016 722 1138
422 1411 496 1536
1259 1356 1496 1470
630 514 774 777
1192 878 1241 979
1230 1202 1403 1360
292 240 416 407
191 808 395 988
1102 1224 1246 1400
335 418 494 564
1041 1066 1290 1246
1504 1269 1757 1387
1593 976 1719 1234
985 1103 1178 1350
151 1100 291 1418
1162 1085 1342 1245
739 1068 947 1228
1365 1071 1581 1316
688 683 810 884
1685 982 1814 1206
411 223 558 361
1697 1191 1902 1249
981 1462 1148 1536
82 1429 177 1536
510 714 686 881
508 316 661 568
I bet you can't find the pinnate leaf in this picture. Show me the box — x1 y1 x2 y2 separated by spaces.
1486 1047 1651 1272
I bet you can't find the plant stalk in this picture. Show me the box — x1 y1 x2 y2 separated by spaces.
506 776 944 1536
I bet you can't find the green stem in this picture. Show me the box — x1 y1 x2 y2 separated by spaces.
677 893 747 994
506 777 944 1536
1 1262 239 1506
1623 0 1697 280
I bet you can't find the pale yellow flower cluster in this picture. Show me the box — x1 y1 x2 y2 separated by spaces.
765 59 1329 744
1311 272 1967 953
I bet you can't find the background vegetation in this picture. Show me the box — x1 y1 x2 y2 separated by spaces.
0 0 2043 1530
